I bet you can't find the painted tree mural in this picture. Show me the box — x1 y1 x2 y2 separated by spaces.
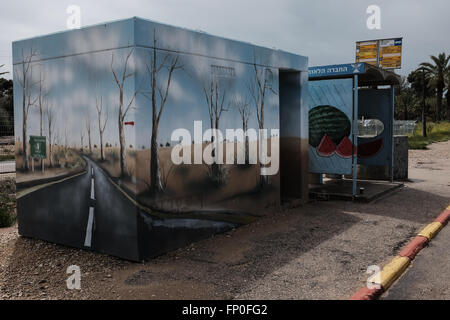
35 71 48 169
231 94 251 164
15 48 38 170
45 102 56 167
248 55 276 186
142 30 182 193
85 112 92 154
111 49 139 178
35 72 46 138
201 65 235 185
95 95 108 161
80 123 85 152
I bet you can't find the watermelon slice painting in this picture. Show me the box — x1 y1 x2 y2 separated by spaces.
317 134 336 157
358 139 384 158
309 105 353 158
309 105 351 148
335 136 355 158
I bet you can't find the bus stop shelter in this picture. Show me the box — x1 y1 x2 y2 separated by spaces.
307 63 402 200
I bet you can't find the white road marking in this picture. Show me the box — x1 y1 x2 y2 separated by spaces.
91 167 94 176
84 207 95 247
90 178 95 200
17 170 86 199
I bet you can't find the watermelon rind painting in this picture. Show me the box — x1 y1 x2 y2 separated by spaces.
308 79 354 175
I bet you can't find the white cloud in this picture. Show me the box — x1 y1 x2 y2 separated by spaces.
2 0 449 81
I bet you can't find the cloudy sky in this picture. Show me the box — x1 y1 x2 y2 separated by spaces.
1 0 449 79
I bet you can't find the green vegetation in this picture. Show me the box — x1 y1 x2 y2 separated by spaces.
396 52 450 148
0 178 16 228
409 122 450 149
420 53 450 122
0 76 14 137
395 52 449 138
0 154 14 161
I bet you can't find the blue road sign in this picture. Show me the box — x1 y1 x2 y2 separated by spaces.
308 63 365 78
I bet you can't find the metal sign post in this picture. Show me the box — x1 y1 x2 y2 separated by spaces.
352 74 359 198
29 136 47 173
390 85 395 182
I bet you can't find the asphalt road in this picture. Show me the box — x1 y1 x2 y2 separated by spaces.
382 225 450 300
17 156 236 261
18 157 139 261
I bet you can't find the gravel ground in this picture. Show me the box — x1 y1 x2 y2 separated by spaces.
0 140 449 300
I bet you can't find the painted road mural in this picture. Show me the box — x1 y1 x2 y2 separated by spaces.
13 17 308 260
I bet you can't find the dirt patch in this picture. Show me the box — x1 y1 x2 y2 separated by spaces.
0 232 130 300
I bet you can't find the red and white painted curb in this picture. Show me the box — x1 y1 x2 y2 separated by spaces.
350 205 450 300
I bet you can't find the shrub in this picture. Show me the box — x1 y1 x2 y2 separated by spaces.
0 202 15 227
0 180 15 228
108 150 119 163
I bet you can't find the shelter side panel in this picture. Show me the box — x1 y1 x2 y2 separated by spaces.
308 78 354 175
14 39 140 260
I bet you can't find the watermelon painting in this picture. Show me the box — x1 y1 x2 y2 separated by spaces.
358 139 384 158
336 136 354 158
309 105 352 158
309 105 351 148
317 134 336 157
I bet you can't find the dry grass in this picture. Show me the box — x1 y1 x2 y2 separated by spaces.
131 140 281 214
15 141 86 182
88 140 279 205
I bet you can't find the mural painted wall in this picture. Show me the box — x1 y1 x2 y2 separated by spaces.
357 89 393 166
308 78 354 175
13 17 308 261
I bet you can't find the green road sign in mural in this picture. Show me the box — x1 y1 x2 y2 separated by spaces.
29 136 47 159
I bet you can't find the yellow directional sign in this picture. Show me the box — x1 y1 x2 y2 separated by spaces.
379 38 402 69
356 41 378 66
356 38 402 69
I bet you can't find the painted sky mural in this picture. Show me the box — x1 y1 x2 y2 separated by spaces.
13 17 308 260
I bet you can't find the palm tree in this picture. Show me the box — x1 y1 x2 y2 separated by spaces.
395 77 414 120
408 68 433 136
446 70 450 121
420 53 450 122
0 64 8 76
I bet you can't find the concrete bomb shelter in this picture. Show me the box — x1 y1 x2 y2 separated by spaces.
308 63 402 200
13 17 309 261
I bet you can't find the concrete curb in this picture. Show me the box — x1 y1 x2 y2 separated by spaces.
350 205 450 300
434 208 450 225
398 236 428 260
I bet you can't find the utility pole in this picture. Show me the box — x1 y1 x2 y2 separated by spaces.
421 67 427 137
